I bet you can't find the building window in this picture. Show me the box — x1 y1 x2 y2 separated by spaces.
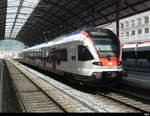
131 20 135 27
125 22 129 28
120 34 124 37
138 29 142 35
145 28 149 34
144 16 149 24
131 30 135 36
126 31 129 36
137 18 142 25
120 23 124 29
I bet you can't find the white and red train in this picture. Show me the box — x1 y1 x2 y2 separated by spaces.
19 27 123 86
122 42 150 72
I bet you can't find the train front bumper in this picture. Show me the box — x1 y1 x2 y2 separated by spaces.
92 71 123 80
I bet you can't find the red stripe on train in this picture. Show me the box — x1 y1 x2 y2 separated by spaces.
99 57 120 66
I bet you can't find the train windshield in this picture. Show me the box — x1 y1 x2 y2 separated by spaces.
93 37 119 58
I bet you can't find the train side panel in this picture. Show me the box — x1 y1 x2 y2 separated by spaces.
19 28 123 86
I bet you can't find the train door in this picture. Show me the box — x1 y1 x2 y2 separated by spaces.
43 49 47 68
77 44 94 75
68 42 77 73
52 48 56 69
45 47 52 69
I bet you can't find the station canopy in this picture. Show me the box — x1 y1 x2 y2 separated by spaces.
2 0 150 46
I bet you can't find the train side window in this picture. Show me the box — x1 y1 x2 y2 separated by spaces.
137 51 144 59
78 45 94 61
56 49 61 61
61 49 67 61
148 51 150 59
123 51 136 59
47 51 52 63
137 50 150 59
51 48 67 62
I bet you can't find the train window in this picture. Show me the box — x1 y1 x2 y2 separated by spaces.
93 38 118 58
37 51 41 59
122 51 136 59
56 49 61 60
137 50 150 59
137 51 142 59
60 49 67 61
78 45 94 61
51 48 68 62
71 56 76 60
46 51 52 63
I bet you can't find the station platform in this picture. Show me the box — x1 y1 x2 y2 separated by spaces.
122 71 150 90
0 59 149 112
3 59 140 112
0 59 21 112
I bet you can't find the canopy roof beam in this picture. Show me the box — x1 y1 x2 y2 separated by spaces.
9 0 25 39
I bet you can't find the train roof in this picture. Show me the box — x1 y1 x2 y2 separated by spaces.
21 27 115 52
123 41 150 48
123 43 137 48
137 42 150 51
123 41 150 51
138 42 150 47
22 42 48 52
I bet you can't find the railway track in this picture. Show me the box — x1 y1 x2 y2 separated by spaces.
6 61 65 112
6 60 95 112
127 70 150 76
96 86 150 112
6 59 150 113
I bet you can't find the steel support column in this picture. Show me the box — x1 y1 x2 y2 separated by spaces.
116 0 120 38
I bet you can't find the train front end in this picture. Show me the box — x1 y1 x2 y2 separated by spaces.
84 28 123 85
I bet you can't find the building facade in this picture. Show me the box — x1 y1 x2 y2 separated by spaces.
0 39 25 59
0 50 19 59
100 10 150 44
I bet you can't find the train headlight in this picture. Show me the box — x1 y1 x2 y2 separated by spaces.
110 72 117 78
92 62 103 66
92 72 96 77
92 72 102 79
117 61 122 65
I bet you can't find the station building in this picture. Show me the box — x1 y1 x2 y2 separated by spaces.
101 10 150 44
